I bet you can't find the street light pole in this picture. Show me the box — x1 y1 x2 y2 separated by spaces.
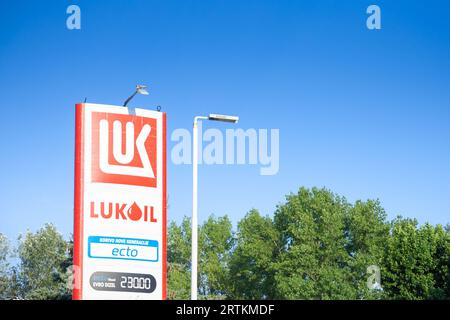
191 116 207 301
191 114 239 300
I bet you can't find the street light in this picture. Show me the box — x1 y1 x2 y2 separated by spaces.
208 114 240 123
191 113 239 300
123 84 149 107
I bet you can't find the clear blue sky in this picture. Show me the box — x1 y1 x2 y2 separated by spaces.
1 1 449 241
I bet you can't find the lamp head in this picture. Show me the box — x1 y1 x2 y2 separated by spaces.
136 84 149 95
208 114 239 123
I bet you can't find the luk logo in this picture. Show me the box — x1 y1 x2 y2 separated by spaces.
91 112 157 187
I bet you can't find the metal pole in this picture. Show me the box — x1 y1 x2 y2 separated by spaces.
123 90 137 107
191 115 235 300
191 118 200 300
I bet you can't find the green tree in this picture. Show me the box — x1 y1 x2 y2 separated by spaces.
167 215 234 299
0 234 10 299
273 187 356 299
199 215 233 299
167 217 191 299
382 218 448 299
445 224 450 298
228 209 278 299
1 186 447 301
345 199 389 299
57 236 73 300
428 224 450 299
16 224 71 300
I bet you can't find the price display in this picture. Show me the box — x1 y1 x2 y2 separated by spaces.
89 271 157 293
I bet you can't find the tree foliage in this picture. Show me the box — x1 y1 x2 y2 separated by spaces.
273 188 354 299
229 209 278 299
16 224 71 300
167 217 191 300
167 215 234 299
382 219 450 299
0 234 10 299
199 215 233 299
167 187 449 300
345 199 389 299
0 187 449 300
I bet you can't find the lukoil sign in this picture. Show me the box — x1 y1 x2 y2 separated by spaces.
74 103 166 300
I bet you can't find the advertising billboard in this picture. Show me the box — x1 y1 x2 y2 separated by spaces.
73 103 166 300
